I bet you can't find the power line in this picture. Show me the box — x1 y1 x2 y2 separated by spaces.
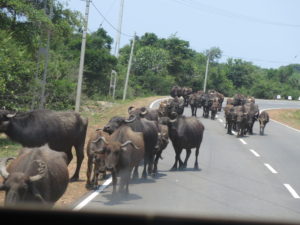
222 53 298 65
91 1 133 38
172 0 300 28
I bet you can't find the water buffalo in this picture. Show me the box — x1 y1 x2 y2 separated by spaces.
181 87 193 106
152 124 169 176
103 115 158 178
189 93 202 117
210 99 219 120
235 105 248 137
86 129 110 189
0 109 88 182
244 102 259 135
97 126 144 194
201 93 212 118
168 97 185 117
161 114 205 170
258 111 269 135
0 145 69 207
170 86 182 98
224 104 235 134
128 106 159 121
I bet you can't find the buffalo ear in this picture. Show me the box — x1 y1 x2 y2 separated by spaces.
128 106 135 114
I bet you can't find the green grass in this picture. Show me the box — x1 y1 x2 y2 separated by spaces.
0 135 21 158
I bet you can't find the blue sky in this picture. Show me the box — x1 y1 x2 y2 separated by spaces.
62 0 300 69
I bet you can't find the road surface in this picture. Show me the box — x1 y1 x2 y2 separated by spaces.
72 99 300 222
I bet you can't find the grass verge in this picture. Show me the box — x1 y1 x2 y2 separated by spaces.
267 109 300 130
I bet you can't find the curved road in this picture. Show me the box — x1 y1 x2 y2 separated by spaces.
72 99 300 222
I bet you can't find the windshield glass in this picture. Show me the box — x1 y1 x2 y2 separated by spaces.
0 0 300 224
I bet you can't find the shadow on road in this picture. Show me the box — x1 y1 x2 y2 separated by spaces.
100 192 142 205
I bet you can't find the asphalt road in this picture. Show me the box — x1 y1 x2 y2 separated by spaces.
72 99 300 223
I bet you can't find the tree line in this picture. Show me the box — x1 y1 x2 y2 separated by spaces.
1 0 299 111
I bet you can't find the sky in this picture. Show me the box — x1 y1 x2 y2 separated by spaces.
61 0 300 69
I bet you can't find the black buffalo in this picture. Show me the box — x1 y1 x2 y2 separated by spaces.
161 114 205 170
96 126 144 194
258 111 269 135
103 114 159 178
0 109 88 181
0 145 69 207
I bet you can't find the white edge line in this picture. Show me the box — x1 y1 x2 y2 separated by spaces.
261 108 300 133
149 97 170 109
249 149 260 157
73 98 167 211
239 139 247 145
264 163 278 174
73 177 112 211
284 184 300 199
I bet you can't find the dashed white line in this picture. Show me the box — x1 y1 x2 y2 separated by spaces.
284 184 300 199
249 149 260 157
264 163 278 174
73 176 112 211
239 139 247 145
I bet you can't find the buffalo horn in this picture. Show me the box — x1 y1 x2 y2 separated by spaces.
140 107 148 115
29 160 47 182
0 157 14 179
121 141 139 150
125 115 136 123
92 136 108 144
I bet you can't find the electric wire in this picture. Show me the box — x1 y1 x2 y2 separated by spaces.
172 0 300 28
91 1 133 38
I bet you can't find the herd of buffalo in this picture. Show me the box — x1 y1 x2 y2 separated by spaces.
0 86 270 207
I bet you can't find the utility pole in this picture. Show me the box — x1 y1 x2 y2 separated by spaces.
75 0 90 112
123 33 135 101
109 0 124 100
203 52 210 93
39 0 53 109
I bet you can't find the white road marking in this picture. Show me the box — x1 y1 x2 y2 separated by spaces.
249 149 260 157
218 119 223 123
284 184 300 199
73 177 112 211
239 139 247 145
149 97 170 109
264 163 278 174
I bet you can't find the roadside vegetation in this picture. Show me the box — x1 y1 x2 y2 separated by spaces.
267 109 300 130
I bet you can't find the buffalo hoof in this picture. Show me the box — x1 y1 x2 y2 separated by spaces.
194 164 200 171
85 183 93 189
142 172 147 179
170 167 177 171
69 176 79 182
151 172 157 178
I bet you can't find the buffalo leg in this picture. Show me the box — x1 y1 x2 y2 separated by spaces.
71 142 85 182
183 149 191 169
171 147 181 171
86 157 93 189
152 150 162 176
194 146 200 170
112 170 117 194
132 166 139 180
